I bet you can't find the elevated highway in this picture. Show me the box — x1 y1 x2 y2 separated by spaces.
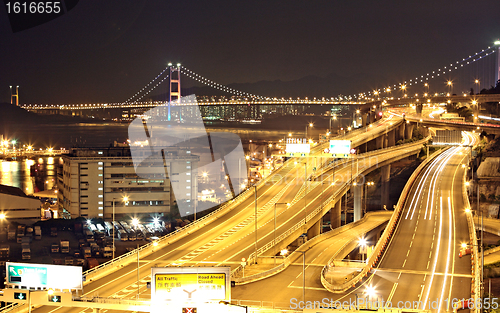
1 114 428 313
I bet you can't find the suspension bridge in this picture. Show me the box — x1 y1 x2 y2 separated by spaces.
17 42 500 118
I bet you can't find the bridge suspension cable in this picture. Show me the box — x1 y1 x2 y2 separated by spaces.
361 45 497 99
122 66 170 105
180 66 266 100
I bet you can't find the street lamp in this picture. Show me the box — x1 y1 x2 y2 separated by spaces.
306 123 313 140
358 238 367 263
112 195 129 259
253 185 258 265
364 285 377 307
364 181 374 215
475 79 480 94
400 85 407 98
273 203 290 265
447 80 453 94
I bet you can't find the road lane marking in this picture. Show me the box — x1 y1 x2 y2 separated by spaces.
387 282 399 303
438 196 453 313
447 147 469 310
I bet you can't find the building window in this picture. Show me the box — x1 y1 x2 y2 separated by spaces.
98 167 103 170
186 186 191 189
98 207 103 210
186 193 190 196
186 173 191 176
98 187 103 191
98 213 103 217
186 166 191 169
186 180 190 182
98 151 103 155
98 201 103 204
98 174 103 177
98 195 103 198
98 162 103 165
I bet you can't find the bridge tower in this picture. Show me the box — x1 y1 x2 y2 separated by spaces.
495 41 500 87
168 63 181 121
10 85 19 106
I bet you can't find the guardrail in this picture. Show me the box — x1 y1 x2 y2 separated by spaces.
0 303 24 313
320 144 444 293
463 163 479 313
234 212 391 284
82 114 400 282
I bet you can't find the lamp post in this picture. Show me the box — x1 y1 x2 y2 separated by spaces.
306 123 313 140
364 182 374 215
254 185 258 265
400 85 407 99
137 242 140 298
273 202 290 265
296 161 308 232
475 79 480 95
112 195 128 259
359 238 367 263
447 80 453 95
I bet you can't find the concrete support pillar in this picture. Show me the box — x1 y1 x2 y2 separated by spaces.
361 113 368 126
387 129 396 147
307 217 322 239
405 123 414 140
331 199 342 228
381 165 391 210
353 183 363 222
398 124 405 142
376 136 384 150
369 112 375 124
416 104 423 115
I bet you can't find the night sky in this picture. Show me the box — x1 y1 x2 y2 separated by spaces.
1 0 500 104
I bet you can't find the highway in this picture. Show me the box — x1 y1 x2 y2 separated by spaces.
346 132 477 312
230 212 392 307
228 134 477 312
8 114 415 313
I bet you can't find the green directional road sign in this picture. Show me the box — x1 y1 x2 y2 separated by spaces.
14 292 27 300
48 295 61 303
8 264 48 285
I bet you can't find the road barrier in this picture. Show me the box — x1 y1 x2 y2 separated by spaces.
463 164 480 313
234 212 390 284
320 145 445 293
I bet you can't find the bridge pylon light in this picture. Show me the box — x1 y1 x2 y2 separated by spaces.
168 63 182 121
495 40 500 87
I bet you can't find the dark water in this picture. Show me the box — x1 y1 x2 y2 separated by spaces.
1 122 304 194
0 157 59 195
5 122 308 149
